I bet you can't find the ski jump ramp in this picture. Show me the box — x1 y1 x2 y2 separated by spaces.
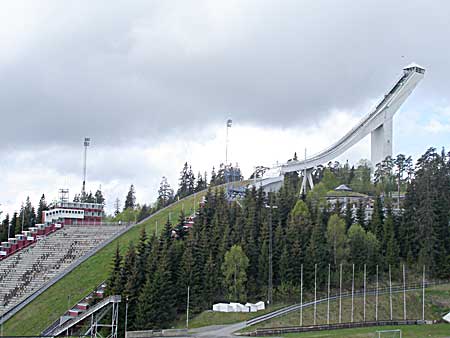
257 63 425 193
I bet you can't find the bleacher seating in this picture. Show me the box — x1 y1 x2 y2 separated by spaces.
0 224 126 316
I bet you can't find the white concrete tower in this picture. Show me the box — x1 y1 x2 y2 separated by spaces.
370 63 425 165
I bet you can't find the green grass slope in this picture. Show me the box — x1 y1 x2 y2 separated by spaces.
3 192 206 335
244 284 450 335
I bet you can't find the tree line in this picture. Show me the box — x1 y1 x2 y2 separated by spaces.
118 162 243 223
106 147 450 331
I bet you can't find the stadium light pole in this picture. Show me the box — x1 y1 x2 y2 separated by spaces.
389 265 393 320
351 263 355 323
21 203 25 232
264 203 277 306
403 264 406 320
125 297 129 338
376 264 379 322
186 286 190 329
225 119 232 165
327 263 330 325
339 263 342 323
314 263 317 325
300 264 303 327
422 265 425 321
82 137 90 196
363 264 366 322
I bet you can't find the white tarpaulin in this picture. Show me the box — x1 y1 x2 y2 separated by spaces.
213 301 265 313
213 303 231 312
245 303 258 312
443 312 450 323
255 301 265 311
230 302 249 312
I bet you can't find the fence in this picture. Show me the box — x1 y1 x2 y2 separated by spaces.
244 319 428 336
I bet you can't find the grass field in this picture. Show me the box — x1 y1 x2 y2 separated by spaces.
3 191 206 336
244 284 450 331
281 323 450 337
239 284 450 337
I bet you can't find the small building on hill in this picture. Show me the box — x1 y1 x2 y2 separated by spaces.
326 185 369 208
43 201 104 225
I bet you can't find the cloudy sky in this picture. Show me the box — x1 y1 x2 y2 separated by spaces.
1 0 449 216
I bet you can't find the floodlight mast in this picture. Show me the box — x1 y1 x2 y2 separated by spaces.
82 137 90 195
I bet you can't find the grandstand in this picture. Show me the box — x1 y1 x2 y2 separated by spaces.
0 224 126 318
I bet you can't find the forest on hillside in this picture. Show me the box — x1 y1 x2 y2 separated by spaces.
106 147 450 331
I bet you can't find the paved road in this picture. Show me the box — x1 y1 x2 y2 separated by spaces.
190 322 247 338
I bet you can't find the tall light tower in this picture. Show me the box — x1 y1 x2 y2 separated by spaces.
82 137 90 196
225 119 232 165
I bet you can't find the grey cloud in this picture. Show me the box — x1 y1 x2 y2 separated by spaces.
0 0 449 151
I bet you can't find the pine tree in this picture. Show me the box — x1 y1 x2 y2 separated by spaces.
178 232 203 313
383 204 399 267
121 242 136 287
136 240 176 329
36 194 47 224
124 185 136 210
195 171 205 192
356 200 367 230
19 197 36 230
187 166 195 195
177 162 190 198
257 218 269 298
203 252 216 308
210 166 217 186
10 212 18 237
344 202 353 230
114 198 121 216
94 189 105 205
107 244 123 295
0 214 10 242
157 177 174 209
306 215 329 285
370 195 384 243
272 223 285 286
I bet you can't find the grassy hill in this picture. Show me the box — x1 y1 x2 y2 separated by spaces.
242 283 450 336
3 191 207 335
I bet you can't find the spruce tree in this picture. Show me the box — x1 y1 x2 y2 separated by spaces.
177 162 190 198
36 194 47 224
0 214 10 242
124 185 136 210
383 204 399 268
370 195 384 243
344 202 353 230
94 189 105 205
107 244 123 295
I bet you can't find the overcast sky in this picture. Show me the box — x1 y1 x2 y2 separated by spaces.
1 0 449 216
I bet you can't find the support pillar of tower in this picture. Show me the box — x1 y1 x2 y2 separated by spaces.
371 118 393 166
300 169 314 195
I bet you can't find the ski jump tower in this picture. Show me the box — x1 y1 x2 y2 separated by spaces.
258 63 425 194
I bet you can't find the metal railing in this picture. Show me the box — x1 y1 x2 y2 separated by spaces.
246 320 427 336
